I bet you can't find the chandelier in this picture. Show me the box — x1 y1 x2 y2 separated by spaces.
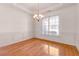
33 3 44 22
33 14 44 21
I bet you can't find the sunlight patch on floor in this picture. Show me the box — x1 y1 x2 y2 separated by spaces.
43 44 59 56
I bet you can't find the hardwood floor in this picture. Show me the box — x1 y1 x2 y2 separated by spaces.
0 38 79 56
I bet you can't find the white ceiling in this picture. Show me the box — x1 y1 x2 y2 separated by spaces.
19 3 61 13
13 3 77 15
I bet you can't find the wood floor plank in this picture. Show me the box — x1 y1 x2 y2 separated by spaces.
0 38 79 56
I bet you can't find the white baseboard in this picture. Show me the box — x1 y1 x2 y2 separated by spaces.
35 36 75 46
0 36 33 48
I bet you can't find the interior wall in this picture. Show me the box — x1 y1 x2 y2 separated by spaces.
35 5 77 46
0 4 34 47
76 4 79 51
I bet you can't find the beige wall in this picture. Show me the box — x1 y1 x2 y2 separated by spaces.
35 5 77 46
76 4 79 51
0 4 34 47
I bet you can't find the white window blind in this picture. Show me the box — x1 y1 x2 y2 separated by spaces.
42 16 59 35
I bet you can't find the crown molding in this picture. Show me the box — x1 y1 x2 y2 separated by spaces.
13 3 33 15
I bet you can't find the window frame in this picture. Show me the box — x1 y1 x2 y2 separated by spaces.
42 15 59 36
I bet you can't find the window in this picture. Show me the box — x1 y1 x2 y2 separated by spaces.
42 16 59 36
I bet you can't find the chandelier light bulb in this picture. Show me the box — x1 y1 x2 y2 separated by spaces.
33 14 44 20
